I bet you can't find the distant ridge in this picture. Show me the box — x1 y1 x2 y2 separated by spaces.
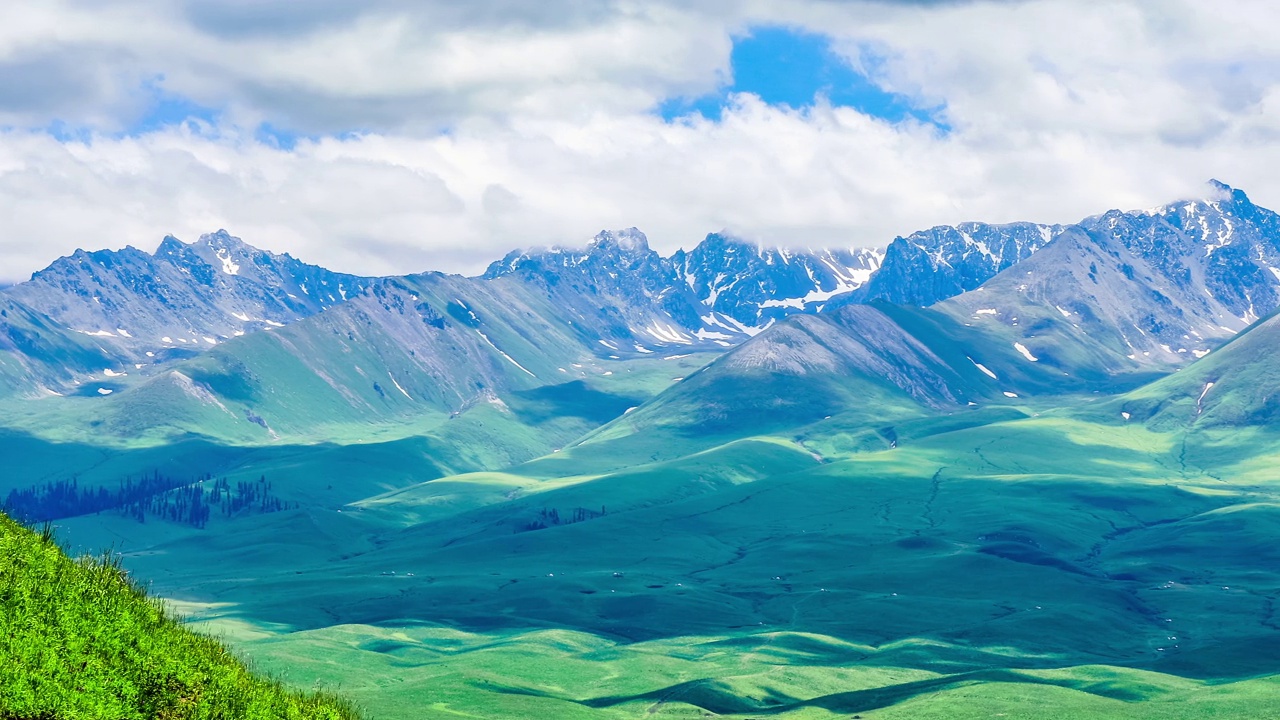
5 230 372 361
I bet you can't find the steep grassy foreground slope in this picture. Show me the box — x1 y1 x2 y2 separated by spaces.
0 513 358 720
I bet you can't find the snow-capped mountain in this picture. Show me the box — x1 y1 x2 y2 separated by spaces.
484 228 710 351
4 230 371 362
1079 180 1280 330
6 179 1280 417
945 181 1280 372
849 221 1062 307
672 234 883 327
600 181 1280 448
486 229 884 348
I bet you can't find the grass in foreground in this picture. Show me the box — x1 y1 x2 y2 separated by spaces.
0 513 359 720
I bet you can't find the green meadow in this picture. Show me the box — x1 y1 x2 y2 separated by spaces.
7 339 1280 718
20 392 1275 716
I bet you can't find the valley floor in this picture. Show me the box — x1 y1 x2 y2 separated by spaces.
25 391 1280 719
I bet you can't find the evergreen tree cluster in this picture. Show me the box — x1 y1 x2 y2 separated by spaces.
519 506 607 533
3 472 294 529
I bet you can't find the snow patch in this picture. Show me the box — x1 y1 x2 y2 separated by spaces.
1003 391 1019 398
1013 343 1038 362
704 312 769 337
759 268 873 309
169 371 233 414
1196 382 1215 416
1193 349 1210 358
102 368 124 377
232 311 251 322
216 248 239 275
976 308 997 316
646 320 694 345
477 330 536 377
1121 412 1131 420
96 388 113 395
454 299 481 325
968 357 998 379
760 297 804 310
388 373 412 399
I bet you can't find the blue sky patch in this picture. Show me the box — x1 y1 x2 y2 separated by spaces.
130 81 221 135
659 26 946 129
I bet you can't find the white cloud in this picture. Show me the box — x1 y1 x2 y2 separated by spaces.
0 1 734 132
1 0 1279 283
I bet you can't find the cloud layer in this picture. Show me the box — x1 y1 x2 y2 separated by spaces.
1 0 1279 282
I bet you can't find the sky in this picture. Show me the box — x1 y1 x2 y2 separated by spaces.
1 0 1279 282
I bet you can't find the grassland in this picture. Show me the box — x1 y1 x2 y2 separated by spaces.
0 513 359 719
8 337 1280 718
190 622 1280 719
32 392 1270 718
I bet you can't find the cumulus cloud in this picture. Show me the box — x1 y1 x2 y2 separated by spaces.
0 0 1279 283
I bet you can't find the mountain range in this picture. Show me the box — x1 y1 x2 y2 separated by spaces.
6 180 1279 441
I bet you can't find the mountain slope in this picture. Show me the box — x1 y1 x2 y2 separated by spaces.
0 295 118 398
1117 307 1280 429
578 185 1280 454
579 301 1096 458
671 233 883 327
0 513 357 719
487 229 889 344
940 183 1280 379
853 221 1060 306
484 228 715 350
4 230 371 362
67 268 715 450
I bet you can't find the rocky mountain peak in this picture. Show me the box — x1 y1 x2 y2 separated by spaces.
4 230 372 362
587 227 650 255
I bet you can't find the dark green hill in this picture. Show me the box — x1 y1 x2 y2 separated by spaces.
0 513 358 720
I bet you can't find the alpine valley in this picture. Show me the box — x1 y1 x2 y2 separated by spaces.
6 180 1280 718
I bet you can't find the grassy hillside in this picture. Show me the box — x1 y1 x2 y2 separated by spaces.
0 513 358 720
